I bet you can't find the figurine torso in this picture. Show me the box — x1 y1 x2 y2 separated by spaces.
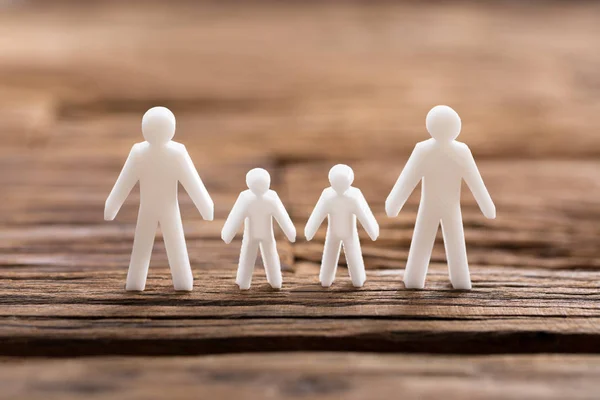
325 187 360 239
135 141 183 212
244 190 277 240
418 139 466 213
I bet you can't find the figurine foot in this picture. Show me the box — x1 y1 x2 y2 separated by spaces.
451 280 472 290
125 283 146 291
351 278 366 288
269 281 282 290
267 274 283 289
174 283 193 292
349 269 366 288
320 279 334 288
266 273 283 289
403 278 425 289
236 281 251 290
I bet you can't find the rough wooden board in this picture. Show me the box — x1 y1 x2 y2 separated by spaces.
0 1 599 396
1 158 599 356
0 265 598 356
2 353 600 400
2 265 599 318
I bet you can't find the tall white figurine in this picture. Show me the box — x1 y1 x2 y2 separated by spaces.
305 164 379 288
104 107 214 291
222 168 296 290
385 105 495 290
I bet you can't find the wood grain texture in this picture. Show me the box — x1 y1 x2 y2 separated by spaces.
1 264 599 356
1 1 600 158
2 353 600 400
1 0 599 397
3 158 600 356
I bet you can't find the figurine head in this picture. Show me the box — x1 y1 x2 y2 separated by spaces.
246 168 270 195
426 105 461 142
328 164 354 194
142 107 176 144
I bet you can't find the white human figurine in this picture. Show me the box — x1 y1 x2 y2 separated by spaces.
385 105 496 290
104 106 214 291
221 168 296 290
305 164 379 288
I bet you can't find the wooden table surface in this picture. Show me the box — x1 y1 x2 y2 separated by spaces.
1 0 600 399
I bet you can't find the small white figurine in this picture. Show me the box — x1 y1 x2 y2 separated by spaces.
104 107 214 291
385 105 495 290
222 168 296 290
305 164 379 288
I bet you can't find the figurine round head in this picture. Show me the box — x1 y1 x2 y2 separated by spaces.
426 105 461 142
142 107 176 144
329 164 354 194
246 168 270 195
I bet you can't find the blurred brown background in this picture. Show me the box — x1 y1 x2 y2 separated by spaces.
1 1 600 399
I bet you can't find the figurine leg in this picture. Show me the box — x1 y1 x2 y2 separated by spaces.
441 208 471 290
404 207 439 289
260 239 282 289
161 211 194 291
320 235 342 287
236 236 259 290
343 235 366 288
126 213 158 291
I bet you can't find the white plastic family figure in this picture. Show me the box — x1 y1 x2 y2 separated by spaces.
305 164 379 288
104 107 214 291
222 168 296 290
385 105 495 290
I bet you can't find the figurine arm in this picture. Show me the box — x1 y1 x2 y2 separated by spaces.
272 193 296 243
104 145 139 221
178 146 214 221
221 193 249 244
354 190 379 241
385 145 425 217
461 145 496 219
304 189 329 241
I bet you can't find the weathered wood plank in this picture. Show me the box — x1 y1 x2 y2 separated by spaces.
0 1 599 397
2 265 599 317
0 265 599 356
2 353 600 400
1 158 599 355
